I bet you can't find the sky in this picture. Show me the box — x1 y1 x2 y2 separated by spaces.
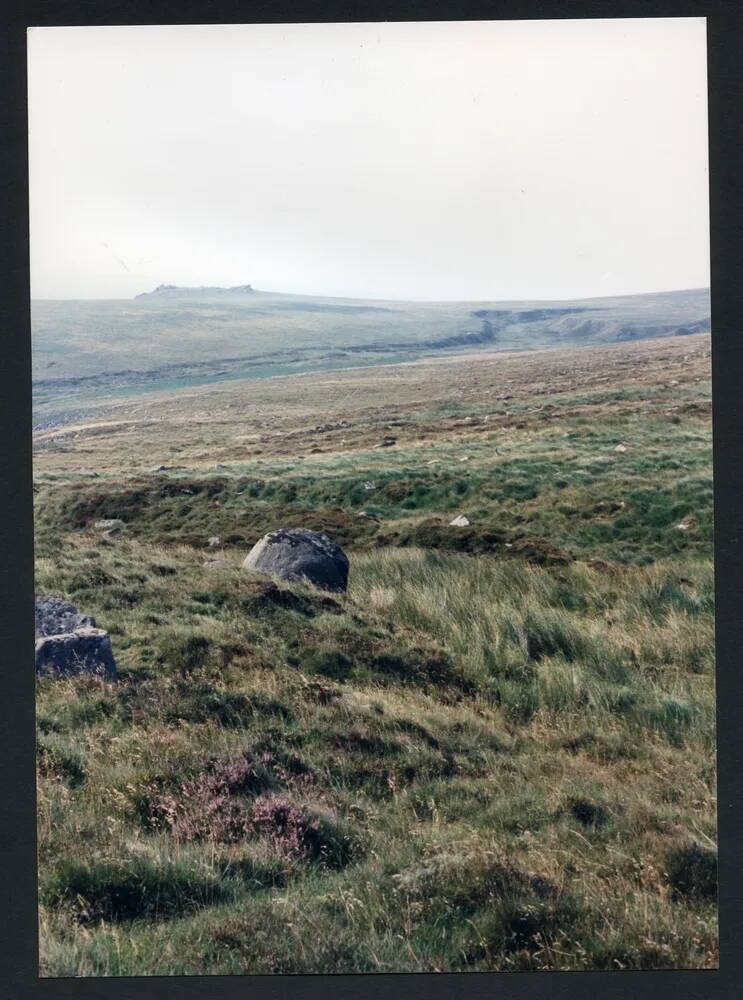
27 19 709 302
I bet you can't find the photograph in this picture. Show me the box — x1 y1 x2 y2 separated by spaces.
28 18 717 976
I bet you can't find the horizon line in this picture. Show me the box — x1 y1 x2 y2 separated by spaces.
30 284 711 306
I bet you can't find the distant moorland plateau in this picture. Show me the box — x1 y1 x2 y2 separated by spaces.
31 285 710 426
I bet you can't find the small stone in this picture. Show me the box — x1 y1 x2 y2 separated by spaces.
94 519 124 530
449 515 470 527
614 444 628 453
208 536 221 547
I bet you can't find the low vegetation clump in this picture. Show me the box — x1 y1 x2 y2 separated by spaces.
34 334 716 974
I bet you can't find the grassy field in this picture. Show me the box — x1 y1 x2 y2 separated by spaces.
34 332 717 975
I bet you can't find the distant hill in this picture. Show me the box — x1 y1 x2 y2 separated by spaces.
135 283 255 298
31 286 710 423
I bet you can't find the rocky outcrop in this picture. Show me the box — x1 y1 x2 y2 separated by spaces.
35 595 117 679
135 284 254 299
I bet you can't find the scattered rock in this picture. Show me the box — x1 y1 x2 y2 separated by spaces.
94 519 124 531
242 528 349 593
449 515 471 527
35 595 117 679
314 420 349 433
363 481 376 491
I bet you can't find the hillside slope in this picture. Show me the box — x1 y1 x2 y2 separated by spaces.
32 287 710 424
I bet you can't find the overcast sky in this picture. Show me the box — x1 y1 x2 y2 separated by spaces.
28 19 709 302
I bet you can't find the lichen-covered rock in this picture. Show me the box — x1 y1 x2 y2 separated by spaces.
242 528 349 593
35 627 117 679
35 595 117 679
35 595 96 637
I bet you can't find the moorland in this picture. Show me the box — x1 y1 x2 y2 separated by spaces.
33 288 716 974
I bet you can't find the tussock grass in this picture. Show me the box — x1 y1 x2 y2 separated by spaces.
35 539 716 974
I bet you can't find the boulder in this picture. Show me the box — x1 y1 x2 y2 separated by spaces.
242 528 349 593
449 515 471 527
35 628 117 679
35 595 96 637
35 595 117 679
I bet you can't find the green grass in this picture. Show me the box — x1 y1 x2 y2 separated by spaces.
35 401 712 564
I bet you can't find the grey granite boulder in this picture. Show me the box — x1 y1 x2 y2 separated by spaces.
35 595 96 637
35 595 117 679
242 528 349 593
35 628 117 679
